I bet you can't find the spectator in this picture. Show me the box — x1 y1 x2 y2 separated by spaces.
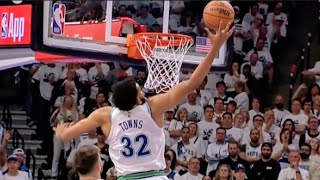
167 110 183 147
179 157 203 180
198 105 218 143
32 63 61 152
249 97 263 122
180 91 204 122
250 142 281 180
213 164 233 180
171 127 202 173
301 98 314 117
299 116 320 147
282 119 300 148
239 128 263 164
266 2 288 25
239 108 250 128
309 138 320 163
263 109 281 143
198 77 212 107
298 143 320 180
242 114 271 145
233 113 245 129
188 123 206 159
241 52 264 80
12 148 32 178
212 98 226 125
166 149 178 173
224 62 246 98
176 107 190 127
3 155 29 180
164 154 180 180
208 81 233 108
277 150 309 180
243 3 261 25
226 101 238 117
282 99 308 134
206 127 229 176
88 63 110 99
51 95 79 178
233 164 247 180
234 81 249 110
217 141 250 176
95 128 113 179
134 4 155 31
273 94 291 127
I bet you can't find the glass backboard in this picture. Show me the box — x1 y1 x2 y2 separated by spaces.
31 0 232 70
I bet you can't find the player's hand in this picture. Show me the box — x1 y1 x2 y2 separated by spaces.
55 122 70 140
205 21 234 49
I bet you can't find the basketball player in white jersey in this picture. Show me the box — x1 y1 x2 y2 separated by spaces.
55 22 234 180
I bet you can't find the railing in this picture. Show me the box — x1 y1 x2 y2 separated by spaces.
37 168 48 180
26 149 36 179
12 128 25 150
288 32 313 107
2 105 12 130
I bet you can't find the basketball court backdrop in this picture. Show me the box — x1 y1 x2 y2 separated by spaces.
31 0 233 71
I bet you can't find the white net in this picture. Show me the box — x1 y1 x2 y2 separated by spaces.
133 34 193 93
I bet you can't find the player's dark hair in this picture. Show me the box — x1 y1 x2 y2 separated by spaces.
112 79 138 111
75 145 100 175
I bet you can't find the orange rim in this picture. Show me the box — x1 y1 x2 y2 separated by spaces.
130 32 193 47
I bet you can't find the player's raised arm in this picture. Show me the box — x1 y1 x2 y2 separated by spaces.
55 106 112 141
149 22 234 115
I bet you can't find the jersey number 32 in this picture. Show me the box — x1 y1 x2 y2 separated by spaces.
121 134 151 157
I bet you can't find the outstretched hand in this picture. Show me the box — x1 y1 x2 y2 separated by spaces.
205 21 234 49
55 122 71 140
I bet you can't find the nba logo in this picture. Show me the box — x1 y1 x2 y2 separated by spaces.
1 13 8 39
52 3 66 35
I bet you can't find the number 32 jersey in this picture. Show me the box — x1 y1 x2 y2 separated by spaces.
106 103 166 177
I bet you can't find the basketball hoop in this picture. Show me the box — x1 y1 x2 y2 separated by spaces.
127 33 194 93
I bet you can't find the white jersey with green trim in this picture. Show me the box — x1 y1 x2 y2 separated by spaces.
106 103 166 177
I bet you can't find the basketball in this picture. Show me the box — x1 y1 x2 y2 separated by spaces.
203 1 235 31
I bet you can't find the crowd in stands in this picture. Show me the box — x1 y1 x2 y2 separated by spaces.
1 0 320 180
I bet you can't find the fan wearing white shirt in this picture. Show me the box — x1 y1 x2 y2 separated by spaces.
73 63 89 84
249 97 263 125
208 81 233 108
241 114 271 145
234 81 250 111
241 52 264 80
212 98 226 125
277 150 309 180
3 155 29 180
299 116 320 146
242 3 262 25
244 38 274 84
171 127 202 171
179 157 203 180
224 62 246 97
266 3 288 26
198 77 212 107
273 94 291 127
210 112 242 143
198 105 219 144
263 109 281 144
282 99 308 134
180 91 204 122
239 128 263 164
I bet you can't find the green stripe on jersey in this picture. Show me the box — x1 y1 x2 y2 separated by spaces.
118 170 165 180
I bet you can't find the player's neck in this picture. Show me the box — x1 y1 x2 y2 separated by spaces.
79 174 100 180
7 170 18 176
